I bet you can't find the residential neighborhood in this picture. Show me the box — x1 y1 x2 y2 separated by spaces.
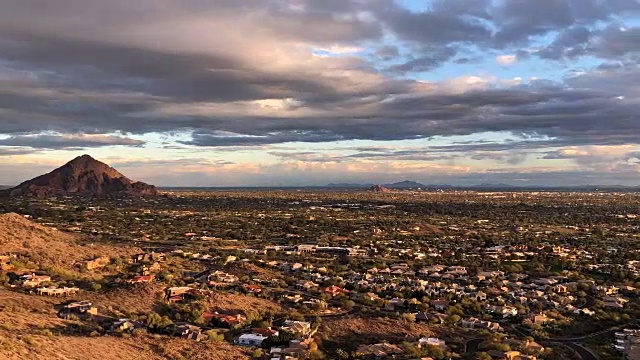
0 190 639 359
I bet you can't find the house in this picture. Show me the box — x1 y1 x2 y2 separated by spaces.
249 327 279 338
110 318 144 333
552 284 568 293
58 300 98 319
351 292 379 302
208 312 246 328
242 284 263 295
596 285 619 296
166 286 196 303
461 317 502 331
273 338 316 358
237 333 269 346
430 299 449 311
473 291 487 301
282 293 304 303
446 266 467 275
141 262 161 275
176 324 207 341
296 245 317 254
166 286 193 298
578 308 596 316
281 320 311 336
80 256 111 270
296 280 318 290
194 270 237 285
21 274 51 288
416 312 448 324
603 296 629 309
418 337 446 348
487 305 518 318
324 285 349 297
529 313 552 325
356 343 404 357
388 298 406 308
134 252 166 263
504 351 537 360
36 287 80 296
524 340 545 353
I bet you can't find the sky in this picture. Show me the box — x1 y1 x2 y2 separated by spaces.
0 0 639 187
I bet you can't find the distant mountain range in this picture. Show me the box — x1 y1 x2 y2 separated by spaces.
323 181 638 191
326 181 428 189
327 181 443 189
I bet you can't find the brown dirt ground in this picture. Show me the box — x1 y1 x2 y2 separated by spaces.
83 283 166 316
322 316 436 348
0 213 141 270
205 292 283 316
0 288 249 360
225 262 282 280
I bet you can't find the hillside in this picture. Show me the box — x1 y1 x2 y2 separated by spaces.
2 155 158 197
0 212 139 269
0 288 249 360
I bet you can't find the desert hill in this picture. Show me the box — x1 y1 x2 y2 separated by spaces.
2 155 158 197
0 212 139 269
0 287 249 360
368 184 392 193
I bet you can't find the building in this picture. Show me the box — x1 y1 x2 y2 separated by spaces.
237 333 269 346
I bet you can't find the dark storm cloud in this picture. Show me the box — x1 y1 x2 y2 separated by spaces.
375 45 400 61
373 1 492 46
492 0 608 47
537 26 593 59
0 32 334 104
371 0 635 49
0 0 638 153
182 131 347 147
0 134 144 149
267 149 460 163
595 26 640 58
387 47 458 74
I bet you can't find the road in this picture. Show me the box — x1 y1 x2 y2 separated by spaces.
565 343 599 360
547 327 620 342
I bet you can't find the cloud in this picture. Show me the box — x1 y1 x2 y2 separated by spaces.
375 45 400 61
388 47 458 74
492 0 608 47
0 134 145 149
496 54 518 66
0 147 39 156
0 0 639 188
373 1 493 46
594 25 640 58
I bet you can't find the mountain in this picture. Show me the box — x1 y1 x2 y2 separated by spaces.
325 183 373 188
1 155 158 197
384 180 426 189
325 180 426 189
369 184 392 193
471 183 516 188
